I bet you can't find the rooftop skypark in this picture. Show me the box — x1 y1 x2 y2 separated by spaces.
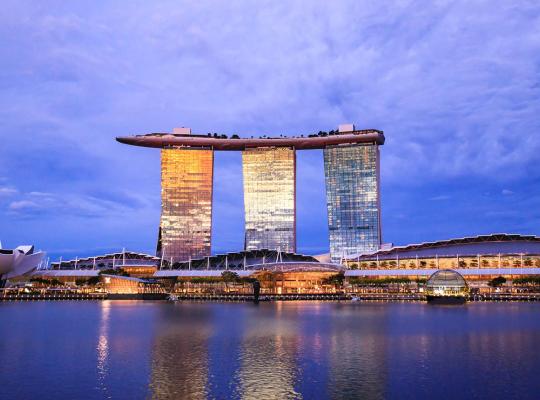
116 126 385 151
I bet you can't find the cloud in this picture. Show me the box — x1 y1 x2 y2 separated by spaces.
7 190 149 219
9 200 40 211
502 189 514 196
1 1 539 254
429 195 451 201
0 187 18 196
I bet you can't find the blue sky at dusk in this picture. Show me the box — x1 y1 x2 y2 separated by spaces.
1 1 539 260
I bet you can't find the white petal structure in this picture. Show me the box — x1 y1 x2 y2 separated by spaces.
0 245 45 280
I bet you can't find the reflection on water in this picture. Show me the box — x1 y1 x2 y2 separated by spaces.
235 308 301 399
149 305 211 399
1 302 540 399
97 301 111 396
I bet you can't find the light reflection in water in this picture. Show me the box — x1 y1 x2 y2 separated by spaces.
96 301 111 397
76 302 540 400
236 310 302 399
149 304 210 400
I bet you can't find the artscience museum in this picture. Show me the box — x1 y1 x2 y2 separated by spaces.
0 245 45 287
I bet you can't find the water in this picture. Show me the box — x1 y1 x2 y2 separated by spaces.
1 301 539 400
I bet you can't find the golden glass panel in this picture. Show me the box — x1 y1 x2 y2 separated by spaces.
242 147 296 252
160 148 213 261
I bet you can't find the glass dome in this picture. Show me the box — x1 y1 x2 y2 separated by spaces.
425 269 468 299
426 269 467 288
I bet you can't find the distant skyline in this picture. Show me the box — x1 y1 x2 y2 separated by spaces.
1 1 539 260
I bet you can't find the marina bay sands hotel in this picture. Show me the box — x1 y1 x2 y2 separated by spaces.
117 124 385 263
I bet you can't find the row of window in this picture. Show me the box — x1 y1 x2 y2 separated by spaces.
346 256 540 270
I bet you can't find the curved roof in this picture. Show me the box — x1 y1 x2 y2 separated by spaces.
116 130 384 151
152 263 342 277
346 268 540 277
426 269 467 288
50 251 159 269
154 270 252 278
1 248 45 279
33 270 100 277
165 249 318 269
247 262 342 273
354 233 540 260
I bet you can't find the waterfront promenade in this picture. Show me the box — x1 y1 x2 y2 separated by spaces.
3 287 540 302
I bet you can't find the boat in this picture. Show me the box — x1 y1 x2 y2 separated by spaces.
167 294 180 302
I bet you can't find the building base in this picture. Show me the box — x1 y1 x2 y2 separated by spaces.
426 295 467 305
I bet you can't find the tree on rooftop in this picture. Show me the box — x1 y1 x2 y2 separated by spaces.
323 272 345 288
99 268 129 277
87 276 100 286
488 276 506 287
221 271 239 291
221 271 239 281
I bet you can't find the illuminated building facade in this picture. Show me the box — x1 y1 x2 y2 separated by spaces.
0 245 45 287
242 147 296 252
344 234 540 281
324 137 381 263
159 148 214 261
117 125 385 262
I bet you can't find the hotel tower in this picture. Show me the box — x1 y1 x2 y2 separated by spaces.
242 147 296 253
117 124 384 263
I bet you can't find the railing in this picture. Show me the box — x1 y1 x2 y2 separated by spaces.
0 289 106 301
169 293 350 301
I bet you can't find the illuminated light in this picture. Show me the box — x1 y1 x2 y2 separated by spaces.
324 144 381 263
160 148 214 261
242 147 296 252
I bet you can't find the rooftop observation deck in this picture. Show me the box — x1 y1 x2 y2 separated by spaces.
116 129 385 150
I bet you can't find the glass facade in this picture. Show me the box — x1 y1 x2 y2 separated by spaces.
346 254 540 270
324 144 381 263
159 148 214 261
242 147 296 252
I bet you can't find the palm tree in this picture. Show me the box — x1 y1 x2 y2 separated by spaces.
221 271 239 292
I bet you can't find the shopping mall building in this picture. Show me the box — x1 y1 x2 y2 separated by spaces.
27 233 540 292
344 234 540 281
31 249 343 294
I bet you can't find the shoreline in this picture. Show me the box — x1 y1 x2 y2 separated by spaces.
2 292 540 302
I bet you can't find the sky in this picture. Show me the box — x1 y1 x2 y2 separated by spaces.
1 1 539 261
